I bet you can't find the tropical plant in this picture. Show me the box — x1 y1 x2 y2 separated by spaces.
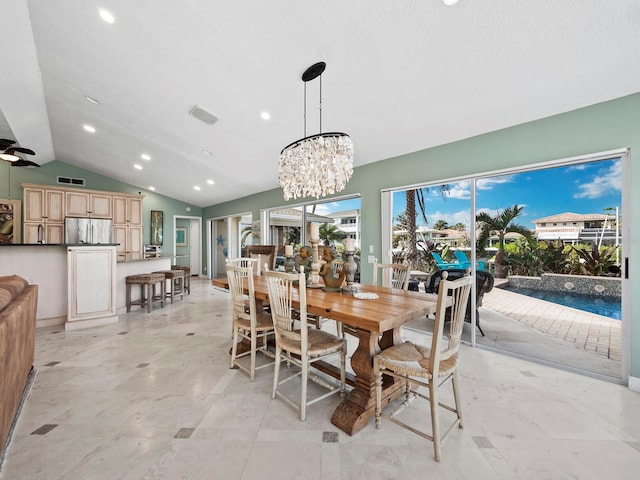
319 223 345 246
566 244 620 276
506 239 567 276
476 204 534 278
433 220 449 230
394 211 413 231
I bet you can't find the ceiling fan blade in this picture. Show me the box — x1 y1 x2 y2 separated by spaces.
0 138 16 148
11 158 40 167
6 146 36 155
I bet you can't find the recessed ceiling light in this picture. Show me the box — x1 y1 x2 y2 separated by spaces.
83 125 96 133
443 0 459 5
148 186 156 191
141 153 151 161
84 95 101 104
193 186 201 191
99 9 115 24
206 179 215 185
134 164 143 170
261 111 271 120
202 149 213 156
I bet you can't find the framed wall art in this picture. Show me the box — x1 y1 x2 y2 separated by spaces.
0 199 21 244
176 226 188 247
151 210 164 245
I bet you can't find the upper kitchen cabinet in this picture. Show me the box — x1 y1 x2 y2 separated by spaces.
112 195 142 226
66 191 112 218
23 187 64 223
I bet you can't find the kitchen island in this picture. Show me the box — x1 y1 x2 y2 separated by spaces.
0 244 177 329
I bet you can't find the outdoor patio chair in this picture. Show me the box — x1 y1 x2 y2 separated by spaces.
374 271 473 461
453 251 486 271
430 252 461 270
425 268 493 336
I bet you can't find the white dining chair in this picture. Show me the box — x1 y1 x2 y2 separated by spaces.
374 271 473 461
264 269 346 421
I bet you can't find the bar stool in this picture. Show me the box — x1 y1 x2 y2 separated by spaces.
171 265 191 294
153 269 185 304
125 273 165 313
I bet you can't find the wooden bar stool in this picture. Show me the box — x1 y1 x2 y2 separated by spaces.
125 273 165 313
153 269 185 304
171 265 191 294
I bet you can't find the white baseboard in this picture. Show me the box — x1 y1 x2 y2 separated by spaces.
36 316 66 329
629 375 640 392
64 315 118 331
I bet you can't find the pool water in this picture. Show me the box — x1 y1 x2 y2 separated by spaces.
501 286 621 320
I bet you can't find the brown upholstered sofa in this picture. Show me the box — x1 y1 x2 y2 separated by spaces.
0 275 37 458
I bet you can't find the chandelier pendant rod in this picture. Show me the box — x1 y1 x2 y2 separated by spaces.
303 81 307 138
319 74 322 134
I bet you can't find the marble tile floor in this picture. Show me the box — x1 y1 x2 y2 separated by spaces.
2 278 640 479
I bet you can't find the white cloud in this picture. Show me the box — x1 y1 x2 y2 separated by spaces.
573 160 621 199
447 182 470 199
426 209 471 229
476 175 514 190
567 164 588 171
312 204 333 216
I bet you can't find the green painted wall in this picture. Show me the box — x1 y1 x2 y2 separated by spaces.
1 159 203 268
203 92 640 380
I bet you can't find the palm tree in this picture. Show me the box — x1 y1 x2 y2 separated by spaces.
433 220 449 230
319 223 345 246
476 204 534 278
405 186 449 268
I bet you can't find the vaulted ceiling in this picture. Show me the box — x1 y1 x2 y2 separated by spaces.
2 0 639 207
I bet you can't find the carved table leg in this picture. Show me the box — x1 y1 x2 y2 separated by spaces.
331 327 404 435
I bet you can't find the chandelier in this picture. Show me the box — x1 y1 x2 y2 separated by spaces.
279 62 353 201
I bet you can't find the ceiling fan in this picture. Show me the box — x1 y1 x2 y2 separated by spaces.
0 138 40 167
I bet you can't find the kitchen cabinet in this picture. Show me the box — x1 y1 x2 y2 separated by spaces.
113 195 143 261
66 246 118 330
23 187 64 223
114 225 143 261
21 183 144 247
22 187 65 243
113 195 142 226
66 191 112 218
23 223 64 244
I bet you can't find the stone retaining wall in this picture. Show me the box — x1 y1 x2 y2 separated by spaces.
507 273 621 298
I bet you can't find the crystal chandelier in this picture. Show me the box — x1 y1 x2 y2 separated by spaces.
279 62 353 201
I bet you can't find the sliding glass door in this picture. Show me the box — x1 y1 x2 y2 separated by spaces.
384 151 628 380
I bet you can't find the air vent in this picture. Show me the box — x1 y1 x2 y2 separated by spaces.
189 105 219 125
57 176 86 186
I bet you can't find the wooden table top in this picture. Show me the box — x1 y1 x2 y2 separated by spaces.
213 276 439 334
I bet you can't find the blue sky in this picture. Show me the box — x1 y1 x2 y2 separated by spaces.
316 157 622 230
392 157 622 229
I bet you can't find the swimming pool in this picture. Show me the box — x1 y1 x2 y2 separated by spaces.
501 285 621 320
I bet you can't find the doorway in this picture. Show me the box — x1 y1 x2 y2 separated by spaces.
207 213 252 280
173 215 202 276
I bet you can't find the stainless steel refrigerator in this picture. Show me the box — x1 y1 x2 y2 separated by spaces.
65 217 113 244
